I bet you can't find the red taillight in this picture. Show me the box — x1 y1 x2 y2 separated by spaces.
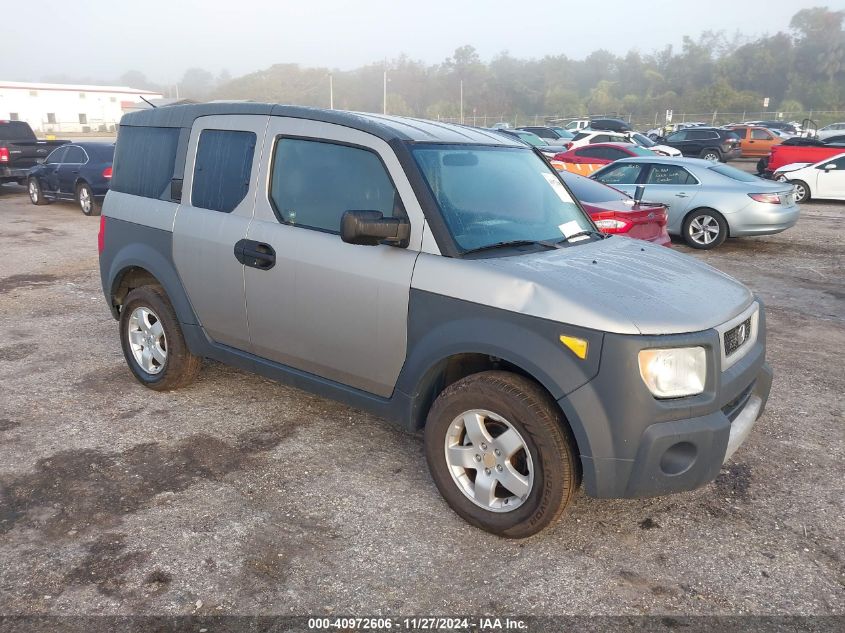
98 216 106 254
0 147 9 163
749 193 781 204
102 166 112 179
593 216 632 233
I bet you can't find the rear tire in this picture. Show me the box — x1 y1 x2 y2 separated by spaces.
682 209 728 249
28 177 49 206
424 371 579 538
119 285 202 391
76 182 100 216
791 180 810 203
700 149 721 162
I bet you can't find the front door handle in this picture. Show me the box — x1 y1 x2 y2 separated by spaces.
675 193 689 198
234 239 276 270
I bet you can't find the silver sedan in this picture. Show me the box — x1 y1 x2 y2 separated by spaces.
591 157 800 249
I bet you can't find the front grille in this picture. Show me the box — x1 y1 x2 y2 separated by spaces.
724 317 752 357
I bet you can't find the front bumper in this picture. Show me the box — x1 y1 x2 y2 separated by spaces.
558 302 772 499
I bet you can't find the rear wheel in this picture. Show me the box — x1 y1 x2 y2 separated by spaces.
28 177 49 206
119 285 202 391
791 180 810 203
683 209 728 249
76 182 100 216
700 148 721 162
424 371 579 538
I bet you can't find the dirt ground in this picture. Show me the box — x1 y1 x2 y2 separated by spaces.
0 172 842 621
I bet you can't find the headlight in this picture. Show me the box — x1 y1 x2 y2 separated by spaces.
638 347 706 398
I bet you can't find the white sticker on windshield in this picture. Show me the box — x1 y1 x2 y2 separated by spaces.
541 172 571 203
558 220 589 242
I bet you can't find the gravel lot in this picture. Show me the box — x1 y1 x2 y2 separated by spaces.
0 169 842 621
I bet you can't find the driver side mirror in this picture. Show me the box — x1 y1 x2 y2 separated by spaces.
824 163 837 170
341 210 410 247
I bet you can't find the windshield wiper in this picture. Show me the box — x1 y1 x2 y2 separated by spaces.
539 229 609 246
461 239 558 256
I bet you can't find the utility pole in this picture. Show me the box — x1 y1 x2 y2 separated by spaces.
460 79 464 125
383 69 387 115
329 74 334 110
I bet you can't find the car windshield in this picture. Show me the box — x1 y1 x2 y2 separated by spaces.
631 133 656 147
628 145 658 156
551 127 574 139
412 145 594 253
514 131 546 147
708 163 761 183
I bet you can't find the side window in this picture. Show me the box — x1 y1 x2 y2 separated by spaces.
576 147 603 158
666 131 687 142
602 148 628 161
270 138 399 234
191 129 256 213
63 146 86 164
111 126 180 199
751 129 773 140
595 163 643 185
732 128 748 139
592 135 610 143
822 157 845 170
45 146 67 164
646 165 696 185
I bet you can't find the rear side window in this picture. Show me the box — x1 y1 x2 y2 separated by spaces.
45 146 67 164
689 130 718 140
191 130 256 213
646 165 697 185
111 126 180 199
270 138 398 234
63 146 87 164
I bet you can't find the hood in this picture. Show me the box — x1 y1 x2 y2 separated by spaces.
777 161 812 173
412 236 753 335
651 144 682 156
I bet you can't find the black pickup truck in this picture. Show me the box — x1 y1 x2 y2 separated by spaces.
1 120 69 185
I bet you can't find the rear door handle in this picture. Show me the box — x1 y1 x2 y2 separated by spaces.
234 239 276 270
676 193 689 198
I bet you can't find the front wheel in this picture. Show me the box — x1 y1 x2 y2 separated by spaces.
76 182 100 216
791 180 810 203
683 209 728 249
119 285 202 391
28 177 49 206
424 371 579 538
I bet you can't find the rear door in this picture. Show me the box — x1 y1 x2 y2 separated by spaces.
57 145 87 197
172 115 268 350
242 117 425 397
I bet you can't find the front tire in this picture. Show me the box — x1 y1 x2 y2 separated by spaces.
76 182 100 216
424 371 578 538
28 177 49 206
791 180 810 203
119 285 201 391
683 209 728 249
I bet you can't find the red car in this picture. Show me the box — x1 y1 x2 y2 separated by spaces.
560 170 671 246
762 139 845 175
551 142 655 176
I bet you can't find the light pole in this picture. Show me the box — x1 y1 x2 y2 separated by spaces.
460 79 464 125
329 73 334 110
383 69 387 115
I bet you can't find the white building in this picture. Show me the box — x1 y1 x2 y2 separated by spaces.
0 81 163 134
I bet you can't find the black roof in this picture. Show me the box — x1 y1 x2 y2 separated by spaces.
120 103 523 147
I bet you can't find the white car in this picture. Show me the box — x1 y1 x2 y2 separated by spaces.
628 132 682 157
817 122 845 140
772 153 845 203
569 130 681 157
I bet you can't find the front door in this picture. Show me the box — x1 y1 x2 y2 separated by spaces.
747 127 777 157
637 164 700 232
41 146 66 194
172 114 269 350
243 117 425 397
815 156 845 198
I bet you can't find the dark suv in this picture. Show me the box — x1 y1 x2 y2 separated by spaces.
661 128 741 162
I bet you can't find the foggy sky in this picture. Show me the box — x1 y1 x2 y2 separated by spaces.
2 0 838 85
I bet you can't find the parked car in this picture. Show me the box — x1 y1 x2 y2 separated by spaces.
745 120 799 136
772 152 845 203
658 128 742 162
516 126 574 143
1 120 68 185
725 125 782 158
559 170 670 246
551 142 656 175
27 142 114 216
591 157 799 249
760 137 845 176
589 117 632 133
816 123 845 141
99 103 772 537
567 130 631 150
563 118 590 131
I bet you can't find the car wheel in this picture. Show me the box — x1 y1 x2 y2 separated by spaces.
27 177 49 206
424 370 579 538
791 180 810 203
700 149 721 162
119 285 202 391
76 182 100 216
682 209 728 249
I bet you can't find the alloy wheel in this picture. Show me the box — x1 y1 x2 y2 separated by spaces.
127 306 167 374
28 180 38 203
79 187 92 214
688 214 721 246
444 409 534 512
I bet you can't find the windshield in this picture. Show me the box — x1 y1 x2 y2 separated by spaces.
515 131 546 147
631 133 655 147
413 145 594 253
551 127 574 139
708 163 762 183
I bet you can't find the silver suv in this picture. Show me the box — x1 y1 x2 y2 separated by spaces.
98 104 772 538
